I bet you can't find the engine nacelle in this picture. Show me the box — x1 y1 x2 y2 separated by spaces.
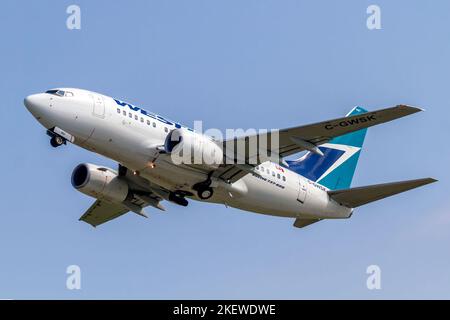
71 163 129 203
164 129 223 169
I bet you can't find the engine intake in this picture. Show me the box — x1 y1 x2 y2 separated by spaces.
71 163 129 203
164 129 223 169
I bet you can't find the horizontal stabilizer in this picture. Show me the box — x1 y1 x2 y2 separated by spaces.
293 218 322 228
328 178 437 208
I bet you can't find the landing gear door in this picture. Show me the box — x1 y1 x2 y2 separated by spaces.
90 94 105 118
297 178 307 204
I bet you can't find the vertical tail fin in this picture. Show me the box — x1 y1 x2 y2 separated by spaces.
286 107 368 190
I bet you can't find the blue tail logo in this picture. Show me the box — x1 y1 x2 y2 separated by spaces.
286 106 368 190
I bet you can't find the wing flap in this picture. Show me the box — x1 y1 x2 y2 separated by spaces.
328 178 437 208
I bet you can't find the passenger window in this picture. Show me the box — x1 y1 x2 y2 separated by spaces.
129 113 132 118
277 173 280 179
140 117 144 123
117 108 121 114
164 127 168 133
152 122 156 128
282 176 286 182
123 110 126 116
147 120 150 125
272 171 275 177
134 115 138 120
266 169 270 174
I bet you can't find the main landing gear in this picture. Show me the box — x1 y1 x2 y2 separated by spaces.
193 175 214 200
169 192 189 207
197 187 214 200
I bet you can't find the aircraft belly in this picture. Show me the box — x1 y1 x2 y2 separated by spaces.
140 163 207 193
223 175 300 217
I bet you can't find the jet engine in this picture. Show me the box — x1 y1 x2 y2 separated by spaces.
71 163 129 203
164 129 223 169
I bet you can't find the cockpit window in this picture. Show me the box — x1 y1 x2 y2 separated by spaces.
65 91 74 97
45 89 66 97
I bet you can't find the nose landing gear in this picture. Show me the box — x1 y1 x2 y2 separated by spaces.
50 135 65 148
47 130 66 148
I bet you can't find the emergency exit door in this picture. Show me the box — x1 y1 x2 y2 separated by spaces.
91 94 105 118
297 180 307 204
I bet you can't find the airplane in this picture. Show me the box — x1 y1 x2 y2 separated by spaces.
23 88 436 228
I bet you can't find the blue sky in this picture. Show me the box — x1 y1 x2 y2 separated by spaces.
0 0 448 299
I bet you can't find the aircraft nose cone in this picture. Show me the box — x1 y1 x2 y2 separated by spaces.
24 94 41 112
24 93 54 129
24 93 50 118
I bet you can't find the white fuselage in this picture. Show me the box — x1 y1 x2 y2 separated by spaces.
24 88 352 220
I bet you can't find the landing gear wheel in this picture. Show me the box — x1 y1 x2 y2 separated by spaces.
198 187 213 200
50 135 64 148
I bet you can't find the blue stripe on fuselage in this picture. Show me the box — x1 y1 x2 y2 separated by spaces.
113 98 192 131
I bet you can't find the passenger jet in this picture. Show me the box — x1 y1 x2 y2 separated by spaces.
24 88 436 228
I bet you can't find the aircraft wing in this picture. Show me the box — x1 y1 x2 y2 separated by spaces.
79 200 129 227
215 105 421 183
79 168 166 227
